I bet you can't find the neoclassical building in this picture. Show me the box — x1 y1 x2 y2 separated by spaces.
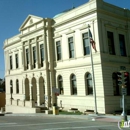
4 0 130 113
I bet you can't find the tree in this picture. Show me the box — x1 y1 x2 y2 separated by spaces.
0 78 5 92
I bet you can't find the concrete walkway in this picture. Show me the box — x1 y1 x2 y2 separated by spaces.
3 112 130 123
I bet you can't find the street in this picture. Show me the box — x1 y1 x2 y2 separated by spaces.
0 115 128 130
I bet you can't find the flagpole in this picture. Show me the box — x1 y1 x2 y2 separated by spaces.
88 24 98 114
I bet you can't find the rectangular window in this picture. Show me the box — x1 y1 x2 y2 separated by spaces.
40 44 44 67
33 46 36 68
15 54 19 68
10 56 13 70
107 31 115 55
68 37 74 58
56 41 61 60
82 32 90 55
119 34 126 56
25 48 29 69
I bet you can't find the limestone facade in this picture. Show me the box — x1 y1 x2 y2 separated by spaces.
4 0 130 113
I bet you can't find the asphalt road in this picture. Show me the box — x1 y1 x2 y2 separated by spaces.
0 115 129 130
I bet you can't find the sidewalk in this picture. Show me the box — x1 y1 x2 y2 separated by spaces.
3 112 130 123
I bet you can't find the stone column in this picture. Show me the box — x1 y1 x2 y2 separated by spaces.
29 79 33 101
19 48 22 69
37 84 40 106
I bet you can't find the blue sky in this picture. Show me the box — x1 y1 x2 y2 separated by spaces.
0 0 130 79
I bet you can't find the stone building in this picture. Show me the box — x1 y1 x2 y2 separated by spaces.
4 0 130 113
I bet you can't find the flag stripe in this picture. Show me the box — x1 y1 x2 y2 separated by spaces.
88 29 97 52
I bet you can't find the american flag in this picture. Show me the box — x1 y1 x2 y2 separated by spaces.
88 29 97 52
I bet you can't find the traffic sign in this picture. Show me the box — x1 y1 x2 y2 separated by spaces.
122 88 127 95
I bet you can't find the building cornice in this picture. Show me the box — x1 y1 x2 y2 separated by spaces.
3 39 21 49
53 9 97 28
19 26 45 38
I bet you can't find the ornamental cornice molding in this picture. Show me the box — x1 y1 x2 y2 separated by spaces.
79 23 90 30
3 38 21 49
20 19 44 31
53 33 62 39
19 26 45 38
66 29 75 35
53 9 96 28
14 48 19 52
8 50 13 54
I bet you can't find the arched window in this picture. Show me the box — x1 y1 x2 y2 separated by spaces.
16 79 19 94
70 74 77 95
10 80 13 94
112 72 120 96
58 75 63 95
86 73 93 95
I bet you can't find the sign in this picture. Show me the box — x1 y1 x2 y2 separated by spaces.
118 120 130 129
122 88 127 95
45 95 48 100
120 66 126 71
52 87 60 94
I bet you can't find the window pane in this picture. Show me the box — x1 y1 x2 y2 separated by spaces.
57 46 61 53
33 46 36 62
58 76 64 94
58 54 61 60
84 39 89 47
69 43 74 50
112 73 120 96
88 79 92 86
26 49 29 65
68 37 74 58
16 80 19 94
83 33 90 55
15 54 18 68
86 73 93 95
119 34 126 56
40 44 44 66
84 46 90 55
10 56 13 69
68 37 73 42
71 50 74 58
107 31 115 55
56 41 61 60
71 75 77 95
83 33 88 38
